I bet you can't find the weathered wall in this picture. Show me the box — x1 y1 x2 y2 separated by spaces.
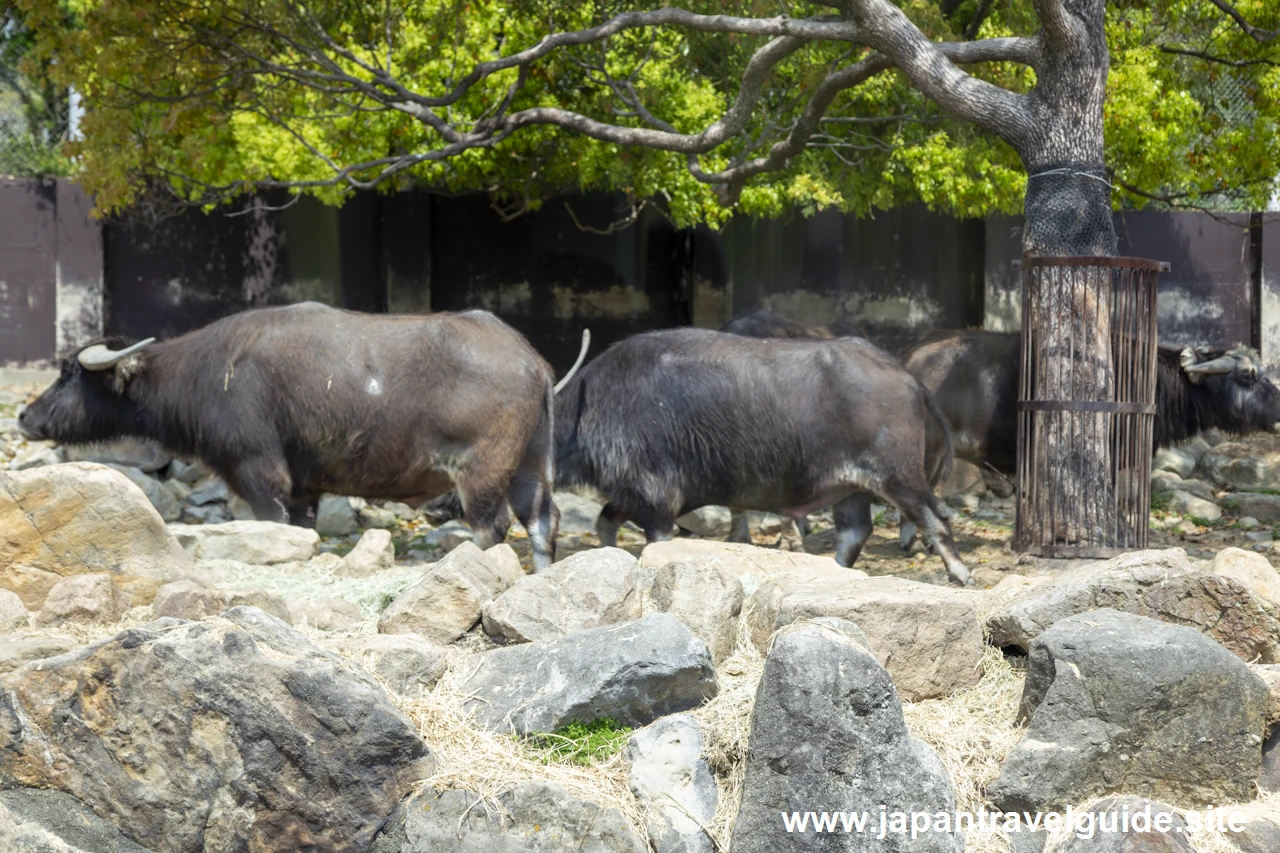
1262 217 1280 376
722 206 986 353
985 210 1259 357
0 178 103 366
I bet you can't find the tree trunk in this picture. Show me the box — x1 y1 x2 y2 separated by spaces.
1016 0 1117 549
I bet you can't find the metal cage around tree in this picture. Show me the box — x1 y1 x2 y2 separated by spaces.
1014 256 1167 558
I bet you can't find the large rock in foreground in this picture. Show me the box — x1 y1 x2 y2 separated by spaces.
748 575 983 700
0 606 432 853
626 715 717 853
0 463 191 608
986 548 1280 663
168 520 319 565
482 547 641 643
638 540 864 588
462 614 717 735
0 788 159 853
990 609 1268 811
371 782 646 853
731 619 961 852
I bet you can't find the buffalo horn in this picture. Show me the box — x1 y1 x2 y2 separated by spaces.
1181 353 1239 380
77 338 157 371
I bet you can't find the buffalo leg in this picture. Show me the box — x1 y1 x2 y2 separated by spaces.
508 471 559 572
778 517 807 553
456 477 511 552
832 493 874 567
898 521 919 552
229 455 292 524
726 511 751 543
286 495 318 528
882 478 972 586
596 503 626 547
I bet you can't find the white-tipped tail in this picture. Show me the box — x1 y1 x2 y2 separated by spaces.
554 329 591 393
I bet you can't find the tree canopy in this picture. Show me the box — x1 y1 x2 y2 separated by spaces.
16 0 1280 226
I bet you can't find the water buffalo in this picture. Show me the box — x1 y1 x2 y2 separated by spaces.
901 330 1280 474
19 302 567 569
718 309 865 548
555 328 971 584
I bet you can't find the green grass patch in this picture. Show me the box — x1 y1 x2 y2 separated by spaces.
1150 493 1173 512
525 718 633 766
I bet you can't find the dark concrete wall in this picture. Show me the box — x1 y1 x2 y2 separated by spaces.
0 179 56 364
986 210 1260 356
722 206 986 353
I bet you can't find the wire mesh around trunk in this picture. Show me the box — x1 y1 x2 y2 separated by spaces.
1014 257 1165 558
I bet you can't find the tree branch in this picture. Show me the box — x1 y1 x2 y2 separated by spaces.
1207 0 1279 43
1160 45 1278 67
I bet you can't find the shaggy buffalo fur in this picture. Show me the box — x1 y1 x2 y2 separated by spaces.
903 330 1280 475
554 327 971 585
20 302 562 569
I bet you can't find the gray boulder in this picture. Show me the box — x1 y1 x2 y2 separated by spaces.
1165 489 1221 521
1043 796 1193 853
151 579 292 624
730 619 961 853
1262 730 1280 793
421 519 474 551
649 559 743 665
0 606 432 852
371 782 646 853
1229 819 1280 853
1198 442 1280 489
105 464 181 521
626 715 717 853
462 613 717 735
187 474 230 505
1152 446 1198 479
65 437 172 473
358 504 398 530
748 575 983 700
166 458 209 484
379 541 523 644
553 490 604 534
986 547 1280 663
0 788 158 853
180 503 230 525
342 634 448 695
482 547 640 643
990 609 1268 811
168 520 319 565
1224 491 1280 522
675 505 732 538
315 494 360 536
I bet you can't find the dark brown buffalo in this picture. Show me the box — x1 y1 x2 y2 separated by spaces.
555 328 971 584
19 302 563 568
902 329 1280 474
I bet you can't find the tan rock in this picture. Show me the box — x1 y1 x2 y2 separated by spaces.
0 463 191 607
747 575 983 700
152 580 292 624
0 588 29 632
0 636 77 675
37 573 131 625
481 547 641 644
638 540 865 591
649 560 743 665
379 541 522 644
289 597 363 631
336 528 395 577
1209 547 1280 608
167 520 319 565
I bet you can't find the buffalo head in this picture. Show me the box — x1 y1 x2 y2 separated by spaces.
18 337 156 443
1177 345 1280 435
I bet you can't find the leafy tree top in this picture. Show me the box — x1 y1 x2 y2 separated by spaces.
17 0 1280 226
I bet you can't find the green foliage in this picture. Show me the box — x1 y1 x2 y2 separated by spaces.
0 1 74 177
525 717 633 766
12 0 1280 221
